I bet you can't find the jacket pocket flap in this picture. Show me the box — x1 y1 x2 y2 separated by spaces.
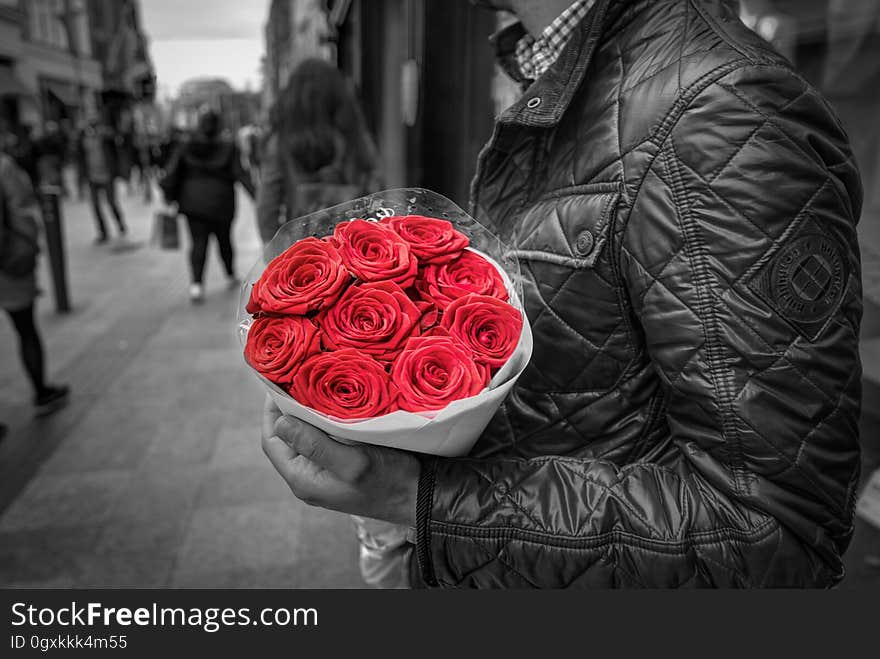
507 185 621 269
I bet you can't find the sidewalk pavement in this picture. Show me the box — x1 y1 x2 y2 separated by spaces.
0 185 365 588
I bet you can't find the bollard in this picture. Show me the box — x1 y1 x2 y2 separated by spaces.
38 186 71 313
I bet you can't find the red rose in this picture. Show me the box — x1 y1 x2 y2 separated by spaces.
290 349 398 420
332 220 418 288
319 281 421 361
244 315 321 384
415 250 509 310
246 237 349 316
381 215 469 265
391 335 489 412
441 294 522 368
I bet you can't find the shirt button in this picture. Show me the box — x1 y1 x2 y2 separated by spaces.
526 97 541 109
575 230 594 256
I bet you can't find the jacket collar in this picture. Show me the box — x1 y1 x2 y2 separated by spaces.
492 0 615 128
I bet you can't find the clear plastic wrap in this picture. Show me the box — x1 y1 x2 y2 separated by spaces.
237 188 533 457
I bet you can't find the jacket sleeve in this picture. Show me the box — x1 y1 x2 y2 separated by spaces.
255 135 287 244
412 65 862 588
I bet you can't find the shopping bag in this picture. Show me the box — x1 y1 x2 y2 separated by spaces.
153 209 180 250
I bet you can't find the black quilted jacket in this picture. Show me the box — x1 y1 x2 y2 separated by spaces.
411 0 863 588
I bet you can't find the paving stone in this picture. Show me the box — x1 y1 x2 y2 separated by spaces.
40 398 165 475
95 513 191 558
139 414 222 468
210 426 265 468
195 463 291 509
74 551 177 588
4 576 81 588
287 555 366 589
0 470 130 532
172 561 364 589
171 500 307 582
0 525 103 586
109 464 204 523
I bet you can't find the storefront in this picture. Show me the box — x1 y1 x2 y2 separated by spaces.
333 0 497 207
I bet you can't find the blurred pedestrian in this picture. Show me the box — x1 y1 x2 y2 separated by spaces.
134 130 155 203
239 124 263 186
7 124 39 188
115 109 137 196
72 120 89 201
160 108 255 304
158 126 184 171
256 58 380 244
76 116 129 245
34 120 67 195
0 149 70 416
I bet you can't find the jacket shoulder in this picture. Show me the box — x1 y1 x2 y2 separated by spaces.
605 0 792 151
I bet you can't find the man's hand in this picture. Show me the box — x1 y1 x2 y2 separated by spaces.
261 395 420 526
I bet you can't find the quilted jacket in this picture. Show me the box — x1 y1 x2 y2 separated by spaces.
412 0 863 588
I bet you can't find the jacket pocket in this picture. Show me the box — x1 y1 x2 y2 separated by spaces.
507 185 621 269
504 186 630 394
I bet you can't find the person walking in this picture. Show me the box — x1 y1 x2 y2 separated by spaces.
161 109 255 304
256 58 380 244
0 149 69 416
76 116 128 245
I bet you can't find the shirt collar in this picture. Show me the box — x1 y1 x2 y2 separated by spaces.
514 0 597 81
488 0 614 128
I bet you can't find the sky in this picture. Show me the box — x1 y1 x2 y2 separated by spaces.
139 0 269 97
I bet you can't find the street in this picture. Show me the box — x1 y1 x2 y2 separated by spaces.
0 182 364 588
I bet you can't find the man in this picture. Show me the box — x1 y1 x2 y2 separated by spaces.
262 0 863 587
77 116 128 245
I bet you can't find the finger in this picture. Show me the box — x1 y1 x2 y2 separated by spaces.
263 436 325 504
262 431 298 481
262 394 282 441
274 415 368 480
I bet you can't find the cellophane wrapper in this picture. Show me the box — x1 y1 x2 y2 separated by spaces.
237 188 533 457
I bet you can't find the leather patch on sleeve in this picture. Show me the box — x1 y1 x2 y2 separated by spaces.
747 220 847 341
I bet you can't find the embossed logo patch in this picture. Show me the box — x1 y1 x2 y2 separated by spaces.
772 234 844 322
748 229 847 340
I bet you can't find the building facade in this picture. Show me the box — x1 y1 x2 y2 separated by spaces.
85 0 154 104
329 0 498 207
0 0 103 132
0 0 154 135
263 0 332 110
171 77 260 133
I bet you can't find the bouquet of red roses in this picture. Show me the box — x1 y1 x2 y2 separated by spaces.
238 189 532 456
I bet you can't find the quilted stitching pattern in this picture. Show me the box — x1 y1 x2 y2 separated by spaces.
421 0 861 588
